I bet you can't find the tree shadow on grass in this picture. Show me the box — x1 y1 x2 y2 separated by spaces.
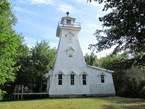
96 96 145 104
102 105 118 109
102 104 145 109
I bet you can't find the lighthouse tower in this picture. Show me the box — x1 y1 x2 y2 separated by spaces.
46 12 116 97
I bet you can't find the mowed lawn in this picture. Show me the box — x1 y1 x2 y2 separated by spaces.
0 96 145 109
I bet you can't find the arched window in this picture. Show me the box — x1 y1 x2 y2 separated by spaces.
58 74 62 85
82 74 86 85
101 75 105 83
70 74 75 85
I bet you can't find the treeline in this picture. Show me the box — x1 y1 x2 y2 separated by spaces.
3 41 55 100
84 52 145 98
0 0 55 100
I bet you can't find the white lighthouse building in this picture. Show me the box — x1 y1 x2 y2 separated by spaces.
46 12 115 97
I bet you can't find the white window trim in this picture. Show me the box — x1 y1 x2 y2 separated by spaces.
58 73 63 85
70 73 75 85
101 75 105 83
82 74 87 85
79 72 88 85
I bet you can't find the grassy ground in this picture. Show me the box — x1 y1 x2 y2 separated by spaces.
0 96 145 109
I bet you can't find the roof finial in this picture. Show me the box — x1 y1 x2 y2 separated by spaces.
66 12 69 17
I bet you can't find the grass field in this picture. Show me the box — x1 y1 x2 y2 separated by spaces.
0 96 145 109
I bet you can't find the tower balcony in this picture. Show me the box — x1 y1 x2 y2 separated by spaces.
56 21 81 37
58 21 81 28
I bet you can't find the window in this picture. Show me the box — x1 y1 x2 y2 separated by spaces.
70 74 74 85
67 20 71 24
58 74 62 85
82 74 86 85
101 75 104 83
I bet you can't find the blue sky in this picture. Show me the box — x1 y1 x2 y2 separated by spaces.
9 0 114 58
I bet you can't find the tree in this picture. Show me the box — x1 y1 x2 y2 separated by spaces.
97 52 128 95
13 44 30 87
30 41 55 92
97 52 145 97
84 52 98 66
2 40 29 100
89 0 145 66
14 41 55 92
0 0 22 99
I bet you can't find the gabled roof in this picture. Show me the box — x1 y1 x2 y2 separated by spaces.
87 65 114 73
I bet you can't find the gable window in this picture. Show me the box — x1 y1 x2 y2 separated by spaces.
70 74 74 85
101 75 104 83
82 74 86 85
58 74 62 85
67 20 71 24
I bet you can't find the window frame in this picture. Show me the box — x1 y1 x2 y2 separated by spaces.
70 74 75 85
82 74 87 85
67 20 71 24
101 75 105 83
58 74 62 85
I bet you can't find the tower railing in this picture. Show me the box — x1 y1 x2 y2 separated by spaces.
58 21 81 28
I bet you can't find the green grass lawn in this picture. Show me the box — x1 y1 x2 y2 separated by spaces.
0 96 145 109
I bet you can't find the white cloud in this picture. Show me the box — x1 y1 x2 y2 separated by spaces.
40 34 58 48
96 13 101 19
85 23 102 30
89 1 104 9
75 0 104 9
86 23 97 28
82 45 115 58
31 0 54 5
13 7 37 15
24 37 37 48
75 0 87 4
18 0 54 5
18 0 78 13
57 3 77 13
49 42 58 49
41 34 58 41
24 37 36 43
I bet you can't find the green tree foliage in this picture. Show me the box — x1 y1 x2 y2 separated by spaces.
14 41 55 92
97 52 145 97
122 66 145 97
89 0 145 66
30 41 55 92
97 51 129 70
1 40 29 100
84 52 98 66
13 44 30 86
0 0 22 99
